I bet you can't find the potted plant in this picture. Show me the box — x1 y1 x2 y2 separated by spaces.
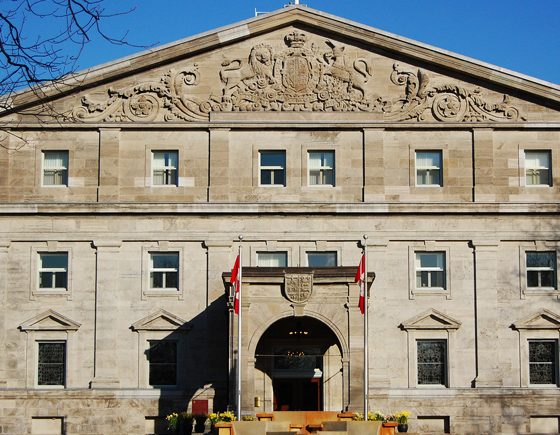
394 410 411 433
193 414 207 433
166 412 194 435
209 411 236 434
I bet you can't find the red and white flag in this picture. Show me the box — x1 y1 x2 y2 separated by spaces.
355 254 365 314
230 255 241 315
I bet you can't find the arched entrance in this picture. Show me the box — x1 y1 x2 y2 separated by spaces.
254 316 343 411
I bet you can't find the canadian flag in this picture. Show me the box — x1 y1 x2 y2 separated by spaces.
230 255 241 315
355 254 365 314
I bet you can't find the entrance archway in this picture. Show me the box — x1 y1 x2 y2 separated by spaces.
254 316 343 411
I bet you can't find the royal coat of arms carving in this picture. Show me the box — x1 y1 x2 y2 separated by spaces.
72 30 526 123
284 273 313 304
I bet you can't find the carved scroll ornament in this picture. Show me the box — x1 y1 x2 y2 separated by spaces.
73 31 526 123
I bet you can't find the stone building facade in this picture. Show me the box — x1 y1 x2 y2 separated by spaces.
0 5 559 434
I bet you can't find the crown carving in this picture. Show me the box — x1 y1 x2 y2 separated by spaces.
285 31 307 48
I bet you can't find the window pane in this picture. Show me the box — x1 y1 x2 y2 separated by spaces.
257 252 287 267
273 170 285 186
417 340 446 385
527 252 555 269
38 342 65 386
417 252 444 269
151 253 179 269
307 252 337 267
525 151 551 186
40 254 68 269
260 151 285 167
529 341 557 384
151 271 164 288
43 151 68 186
165 271 178 289
149 341 177 386
260 170 272 185
54 272 67 288
39 272 53 288
152 151 178 186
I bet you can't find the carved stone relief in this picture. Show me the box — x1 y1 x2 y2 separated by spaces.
72 31 526 123
284 273 313 304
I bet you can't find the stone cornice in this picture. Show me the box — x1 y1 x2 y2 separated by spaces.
0 202 558 215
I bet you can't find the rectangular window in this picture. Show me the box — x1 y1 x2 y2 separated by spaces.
308 151 335 186
152 151 178 186
416 151 442 186
529 340 558 385
42 151 68 186
526 252 557 288
37 342 66 387
417 340 447 386
150 252 179 289
38 253 68 290
416 252 446 288
259 151 286 186
525 150 552 186
307 251 337 267
257 251 288 267
148 340 177 386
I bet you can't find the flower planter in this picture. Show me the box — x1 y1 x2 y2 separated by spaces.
214 422 233 435
380 421 398 435
397 423 408 432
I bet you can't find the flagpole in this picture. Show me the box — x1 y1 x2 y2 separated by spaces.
363 234 369 420
236 235 243 420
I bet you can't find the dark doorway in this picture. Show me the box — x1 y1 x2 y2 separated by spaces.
273 378 321 411
254 316 342 412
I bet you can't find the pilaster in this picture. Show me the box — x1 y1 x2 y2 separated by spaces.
0 241 10 386
473 128 495 202
363 128 385 201
90 240 122 388
97 128 121 201
208 128 231 201
472 240 503 387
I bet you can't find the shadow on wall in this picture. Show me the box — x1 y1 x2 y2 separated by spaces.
143 294 230 434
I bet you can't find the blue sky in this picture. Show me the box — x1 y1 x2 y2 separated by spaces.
72 0 559 84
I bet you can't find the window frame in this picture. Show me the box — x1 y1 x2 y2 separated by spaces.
147 339 178 387
142 245 186 299
306 250 338 267
415 251 446 289
519 244 560 298
526 251 557 290
256 251 288 267
38 252 68 291
308 150 335 187
524 149 552 187
409 245 451 299
149 252 179 291
36 340 67 389
259 150 286 187
416 339 448 387
42 150 69 187
528 339 559 386
151 150 179 187
415 150 443 187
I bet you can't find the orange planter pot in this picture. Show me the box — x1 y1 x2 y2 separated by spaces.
380 421 398 435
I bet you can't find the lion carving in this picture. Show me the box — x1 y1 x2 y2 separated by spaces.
219 44 275 97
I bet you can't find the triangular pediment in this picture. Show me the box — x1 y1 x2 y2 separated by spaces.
401 309 461 330
131 309 191 332
19 310 81 331
3 6 558 125
513 309 560 330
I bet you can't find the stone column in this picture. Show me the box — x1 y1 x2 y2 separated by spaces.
473 128 495 202
204 240 233 408
472 240 503 387
363 128 385 202
97 128 121 201
90 240 122 388
208 128 231 202
0 241 9 386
